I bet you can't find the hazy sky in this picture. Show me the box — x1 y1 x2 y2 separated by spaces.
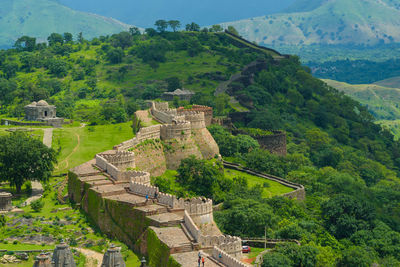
58 0 296 27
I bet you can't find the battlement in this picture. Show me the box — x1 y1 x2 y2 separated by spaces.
177 105 213 126
183 112 206 129
212 246 246 267
101 151 135 169
129 181 159 197
160 121 191 140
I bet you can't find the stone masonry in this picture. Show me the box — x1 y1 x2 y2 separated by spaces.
24 100 64 127
0 192 12 211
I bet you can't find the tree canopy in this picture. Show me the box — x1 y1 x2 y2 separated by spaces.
0 132 57 193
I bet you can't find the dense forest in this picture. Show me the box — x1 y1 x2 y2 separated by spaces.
1 24 400 266
308 58 400 84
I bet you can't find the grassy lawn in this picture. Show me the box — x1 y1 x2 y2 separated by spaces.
155 168 293 198
0 243 53 250
224 169 293 198
52 122 134 174
247 247 266 263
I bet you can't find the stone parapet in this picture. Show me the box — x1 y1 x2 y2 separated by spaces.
212 246 247 267
129 181 159 198
160 121 191 140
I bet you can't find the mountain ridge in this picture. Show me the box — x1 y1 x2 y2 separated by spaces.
220 0 400 46
0 0 131 48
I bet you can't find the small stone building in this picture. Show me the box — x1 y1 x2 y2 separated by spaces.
33 253 52 267
162 89 195 101
24 100 64 127
0 192 12 211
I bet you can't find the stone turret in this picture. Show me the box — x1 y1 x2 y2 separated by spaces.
33 253 52 267
101 244 126 267
51 242 76 267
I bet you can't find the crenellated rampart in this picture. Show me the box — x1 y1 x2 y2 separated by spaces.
212 246 247 267
129 181 159 197
160 121 191 140
177 105 213 126
182 112 206 129
101 151 135 169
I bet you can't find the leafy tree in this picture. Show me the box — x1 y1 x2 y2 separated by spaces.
111 32 133 49
106 48 124 64
145 28 157 37
168 20 181 32
185 22 200 31
2 61 19 79
129 27 141 36
322 194 375 239
63 32 73 43
262 253 292 267
155 20 168 32
47 33 64 46
14 36 36 51
47 58 68 78
337 246 376 267
177 156 228 199
0 132 56 193
77 32 84 44
210 25 223 32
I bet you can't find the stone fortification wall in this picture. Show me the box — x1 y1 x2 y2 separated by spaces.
114 125 161 151
136 125 161 142
177 105 213 126
183 210 242 259
182 112 206 129
177 197 212 216
101 151 135 169
160 121 191 140
120 171 150 184
212 246 247 267
184 210 201 241
129 181 159 198
151 102 177 124
254 131 287 156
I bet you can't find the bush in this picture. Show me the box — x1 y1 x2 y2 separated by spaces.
31 199 44 212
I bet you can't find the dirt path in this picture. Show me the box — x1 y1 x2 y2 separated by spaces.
55 124 84 171
42 128 53 148
76 248 103 267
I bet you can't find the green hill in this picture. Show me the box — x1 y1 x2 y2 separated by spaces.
323 78 400 120
374 76 400 89
221 0 400 46
1 30 400 265
0 0 130 48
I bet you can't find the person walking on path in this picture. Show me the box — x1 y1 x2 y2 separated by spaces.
198 257 201 267
202 257 205 267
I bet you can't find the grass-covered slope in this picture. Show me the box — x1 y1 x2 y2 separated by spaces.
0 0 130 48
323 78 400 120
221 0 400 46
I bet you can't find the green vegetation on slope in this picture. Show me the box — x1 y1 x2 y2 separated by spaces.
0 0 130 49
323 78 400 120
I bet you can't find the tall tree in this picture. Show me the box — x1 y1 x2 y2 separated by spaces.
155 20 168 33
47 33 64 46
168 20 181 32
63 32 73 43
129 27 141 36
14 36 36 52
0 132 56 193
185 22 200 32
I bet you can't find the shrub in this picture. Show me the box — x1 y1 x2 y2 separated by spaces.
31 199 44 212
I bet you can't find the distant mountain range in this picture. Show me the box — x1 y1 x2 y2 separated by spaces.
0 0 130 48
221 0 400 46
56 0 294 27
